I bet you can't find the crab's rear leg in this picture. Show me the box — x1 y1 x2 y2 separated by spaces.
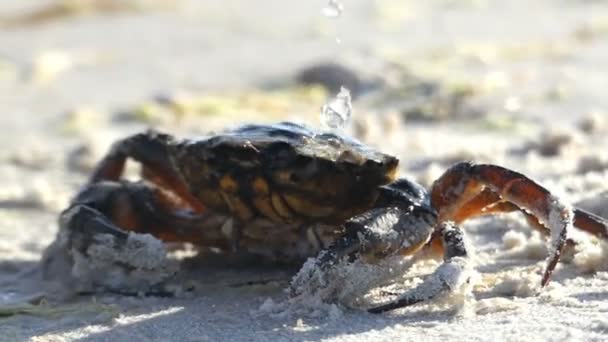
572 209 608 239
431 162 577 286
448 188 608 244
89 130 204 213
62 181 230 249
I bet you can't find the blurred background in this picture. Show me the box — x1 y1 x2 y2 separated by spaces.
1 0 608 258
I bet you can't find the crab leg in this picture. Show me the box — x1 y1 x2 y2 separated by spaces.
446 187 608 241
573 209 608 239
89 130 204 213
430 162 574 286
43 180 239 292
368 222 469 313
60 181 231 249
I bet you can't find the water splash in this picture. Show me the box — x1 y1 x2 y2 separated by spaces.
318 0 350 131
321 0 344 18
321 87 352 131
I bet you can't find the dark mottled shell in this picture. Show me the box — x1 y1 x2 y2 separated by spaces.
203 122 393 165
174 122 399 224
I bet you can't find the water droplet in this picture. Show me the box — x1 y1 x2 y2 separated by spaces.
321 0 343 18
321 87 352 131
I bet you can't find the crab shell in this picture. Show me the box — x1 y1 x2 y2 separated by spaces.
172 122 399 225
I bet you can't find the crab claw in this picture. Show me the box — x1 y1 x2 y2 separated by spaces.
368 222 470 313
288 230 361 298
289 203 437 299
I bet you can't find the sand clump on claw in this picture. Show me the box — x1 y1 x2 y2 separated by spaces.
260 254 419 319
42 230 178 294
72 232 178 289
265 251 475 319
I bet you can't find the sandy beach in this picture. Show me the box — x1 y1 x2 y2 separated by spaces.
1 1 608 341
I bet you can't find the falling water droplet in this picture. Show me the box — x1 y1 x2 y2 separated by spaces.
321 87 352 131
321 0 344 18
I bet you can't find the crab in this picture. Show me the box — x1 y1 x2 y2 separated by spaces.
47 122 608 312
